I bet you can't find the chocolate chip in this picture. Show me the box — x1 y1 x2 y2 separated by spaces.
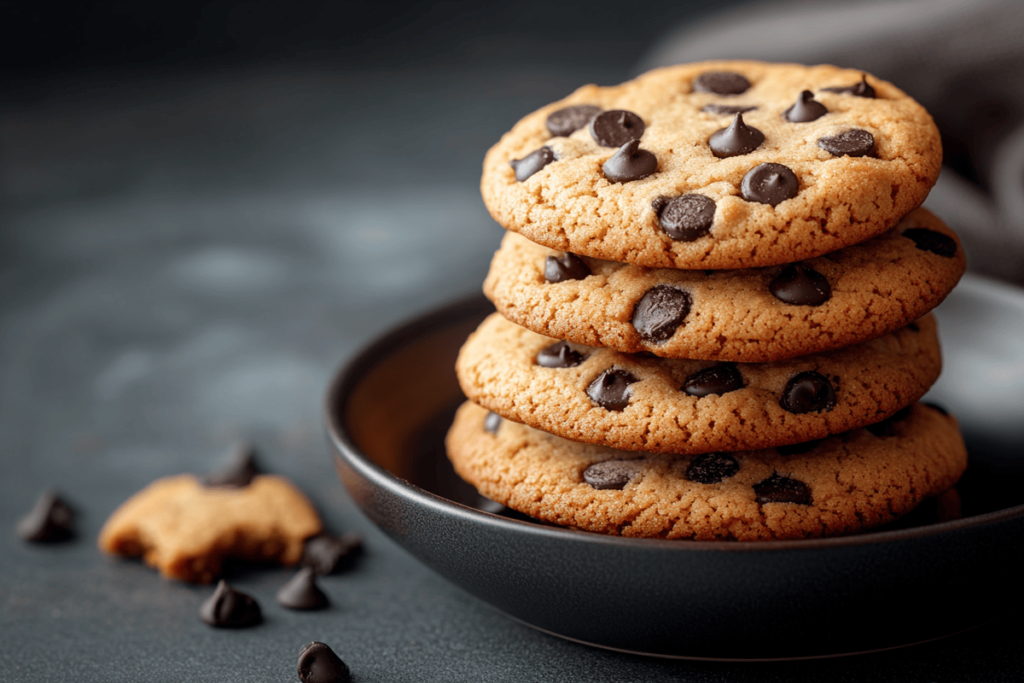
682 364 744 398
818 129 875 157
902 228 958 257
686 453 740 484
784 90 827 123
780 371 836 414
546 104 602 137
583 460 637 490
15 492 75 543
203 441 260 488
602 139 658 183
702 103 757 115
298 642 351 683
544 252 591 283
754 473 812 505
277 567 329 610
693 71 751 95
821 74 876 98
589 109 646 147
709 113 765 158
536 341 585 368
199 580 262 628
632 285 692 342
652 194 716 242
484 412 502 436
777 439 823 456
769 265 832 306
510 146 555 181
586 369 638 411
741 163 799 206
302 532 363 575
923 402 949 415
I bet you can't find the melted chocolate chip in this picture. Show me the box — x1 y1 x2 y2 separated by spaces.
702 103 757 115
602 139 658 183
682 364 744 397
536 341 585 368
277 567 329 610
777 439 823 456
632 285 692 342
302 533 363 575
510 146 555 181
754 473 812 505
652 194 716 242
818 129 875 157
199 580 262 628
784 90 827 123
780 371 837 414
903 228 958 257
821 74 876 98
546 104 602 137
769 265 832 306
544 252 591 283
686 453 740 484
484 412 502 436
203 442 260 488
583 460 637 490
923 402 949 415
709 113 765 158
590 109 646 147
586 369 638 411
15 492 74 543
741 163 799 206
298 642 351 683
693 71 751 95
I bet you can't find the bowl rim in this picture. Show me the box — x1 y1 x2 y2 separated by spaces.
324 273 1024 554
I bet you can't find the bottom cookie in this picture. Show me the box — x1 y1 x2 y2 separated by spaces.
446 401 966 541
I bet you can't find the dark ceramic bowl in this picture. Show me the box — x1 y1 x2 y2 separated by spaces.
324 274 1024 660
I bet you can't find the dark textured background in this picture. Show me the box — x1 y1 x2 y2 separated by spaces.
2 2 1022 680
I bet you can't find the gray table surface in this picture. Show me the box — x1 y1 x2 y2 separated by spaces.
2 64 1022 682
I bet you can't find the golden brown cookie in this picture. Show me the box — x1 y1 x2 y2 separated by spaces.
98 474 322 583
481 61 941 270
456 312 941 454
446 401 966 540
484 208 963 361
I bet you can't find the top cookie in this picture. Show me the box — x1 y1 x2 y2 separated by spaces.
481 61 941 270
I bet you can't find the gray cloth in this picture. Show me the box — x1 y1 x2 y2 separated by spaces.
639 0 1024 281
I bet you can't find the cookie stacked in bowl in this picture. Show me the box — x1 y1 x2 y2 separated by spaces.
446 61 968 540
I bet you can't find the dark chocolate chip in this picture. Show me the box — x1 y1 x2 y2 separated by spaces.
302 533 363 575
923 401 949 416
199 580 262 628
902 228 957 257
298 642 351 683
754 473 812 505
821 74 876 98
203 441 260 488
277 567 329 610
818 129 875 157
769 265 832 306
709 113 765 158
602 139 658 183
590 109 646 148
777 439 823 456
784 90 827 123
702 103 757 115
583 460 638 490
682 364 744 398
632 285 692 342
586 369 638 411
510 146 555 181
546 104 602 137
741 163 799 206
693 71 751 95
15 491 74 543
544 252 591 283
780 371 837 414
536 341 585 368
686 453 740 484
652 194 716 242
484 412 502 436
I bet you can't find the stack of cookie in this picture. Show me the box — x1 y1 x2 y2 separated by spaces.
446 61 968 540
